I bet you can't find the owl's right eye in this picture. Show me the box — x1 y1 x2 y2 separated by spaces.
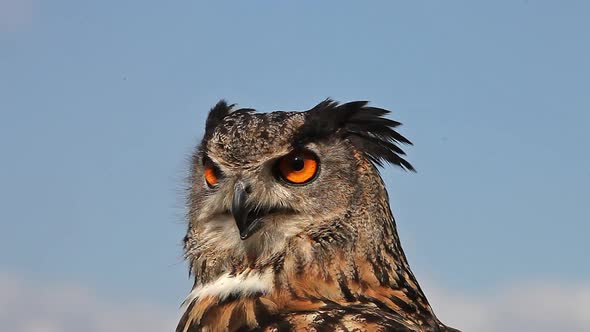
203 160 222 188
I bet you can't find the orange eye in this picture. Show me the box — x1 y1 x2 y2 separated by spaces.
204 163 220 187
277 151 319 184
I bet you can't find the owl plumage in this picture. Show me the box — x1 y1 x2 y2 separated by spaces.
178 100 458 332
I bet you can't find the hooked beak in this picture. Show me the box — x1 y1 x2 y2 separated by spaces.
231 182 261 240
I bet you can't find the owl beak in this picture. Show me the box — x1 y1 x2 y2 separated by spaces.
231 182 259 240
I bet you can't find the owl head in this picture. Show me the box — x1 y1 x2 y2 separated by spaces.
184 99 413 283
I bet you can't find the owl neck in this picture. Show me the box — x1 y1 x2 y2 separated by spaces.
270 160 442 328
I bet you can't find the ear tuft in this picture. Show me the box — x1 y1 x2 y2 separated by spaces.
296 99 415 171
204 100 235 140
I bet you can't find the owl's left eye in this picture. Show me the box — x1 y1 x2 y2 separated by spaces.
275 150 319 185
203 160 222 188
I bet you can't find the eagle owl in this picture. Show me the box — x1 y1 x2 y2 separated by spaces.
178 100 458 332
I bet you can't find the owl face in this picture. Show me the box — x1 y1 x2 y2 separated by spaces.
185 100 413 279
190 109 359 257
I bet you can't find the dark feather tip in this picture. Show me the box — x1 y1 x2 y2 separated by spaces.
296 99 415 171
204 99 234 140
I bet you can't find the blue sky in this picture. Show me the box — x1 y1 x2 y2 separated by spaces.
1 1 589 331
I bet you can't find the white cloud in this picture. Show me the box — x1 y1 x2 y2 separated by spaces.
0 272 178 332
424 279 590 332
1 271 589 332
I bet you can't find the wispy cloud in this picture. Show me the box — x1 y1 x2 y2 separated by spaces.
1 271 589 331
425 279 590 332
0 0 34 32
0 272 178 332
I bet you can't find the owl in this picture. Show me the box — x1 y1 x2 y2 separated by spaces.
177 100 459 332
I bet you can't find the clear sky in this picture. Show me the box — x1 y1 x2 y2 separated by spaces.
1 1 589 331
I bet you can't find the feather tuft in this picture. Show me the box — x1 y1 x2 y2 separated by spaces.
204 100 235 141
295 99 415 171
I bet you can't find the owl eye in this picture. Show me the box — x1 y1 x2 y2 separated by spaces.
276 150 319 184
203 160 222 188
